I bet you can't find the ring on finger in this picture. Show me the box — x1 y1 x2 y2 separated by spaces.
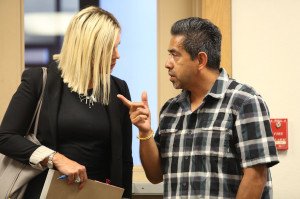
75 175 81 183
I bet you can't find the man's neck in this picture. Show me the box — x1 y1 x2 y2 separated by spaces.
189 68 220 111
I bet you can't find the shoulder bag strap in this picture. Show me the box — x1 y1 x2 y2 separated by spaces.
25 67 47 137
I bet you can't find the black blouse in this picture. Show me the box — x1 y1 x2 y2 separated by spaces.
57 84 111 182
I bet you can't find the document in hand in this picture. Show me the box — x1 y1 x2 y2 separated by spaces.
40 169 124 199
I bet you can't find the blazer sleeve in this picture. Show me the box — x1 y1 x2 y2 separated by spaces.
0 67 43 164
121 81 133 198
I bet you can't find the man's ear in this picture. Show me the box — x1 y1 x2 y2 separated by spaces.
196 52 208 70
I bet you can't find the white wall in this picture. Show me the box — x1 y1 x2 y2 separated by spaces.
232 0 300 198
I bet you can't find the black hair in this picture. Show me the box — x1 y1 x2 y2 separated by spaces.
171 17 222 69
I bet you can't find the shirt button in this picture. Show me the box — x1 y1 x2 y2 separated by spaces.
182 182 187 187
185 156 189 160
187 130 192 134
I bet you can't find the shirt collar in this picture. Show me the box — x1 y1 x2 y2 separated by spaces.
207 68 230 99
176 68 230 104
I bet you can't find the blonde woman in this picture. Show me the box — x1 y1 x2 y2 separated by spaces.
0 6 132 198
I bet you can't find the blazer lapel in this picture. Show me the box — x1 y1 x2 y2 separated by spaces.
39 63 63 150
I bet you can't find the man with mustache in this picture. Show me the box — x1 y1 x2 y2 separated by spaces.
118 17 279 198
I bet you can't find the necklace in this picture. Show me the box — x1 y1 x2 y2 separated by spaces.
78 94 97 108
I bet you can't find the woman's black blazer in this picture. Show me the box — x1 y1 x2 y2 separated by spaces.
0 62 133 198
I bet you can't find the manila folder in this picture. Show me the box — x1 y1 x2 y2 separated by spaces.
40 169 124 199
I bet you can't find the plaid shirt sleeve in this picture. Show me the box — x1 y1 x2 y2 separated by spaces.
234 94 279 169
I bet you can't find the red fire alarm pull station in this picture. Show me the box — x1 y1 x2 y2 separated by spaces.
270 118 288 150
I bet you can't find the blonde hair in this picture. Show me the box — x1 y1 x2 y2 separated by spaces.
53 6 120 105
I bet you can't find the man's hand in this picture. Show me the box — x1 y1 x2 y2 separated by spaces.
117 91 151 134
118 91 163 183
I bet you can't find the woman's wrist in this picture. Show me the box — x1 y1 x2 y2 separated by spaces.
40 152 57 169
47 152 57 169
40 157 48 167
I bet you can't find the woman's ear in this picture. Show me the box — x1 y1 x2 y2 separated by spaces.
197 52 208 70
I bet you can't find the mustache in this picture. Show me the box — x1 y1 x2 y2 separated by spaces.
168 71 175 76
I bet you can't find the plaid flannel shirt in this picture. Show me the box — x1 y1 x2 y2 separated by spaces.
155 68 279 199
